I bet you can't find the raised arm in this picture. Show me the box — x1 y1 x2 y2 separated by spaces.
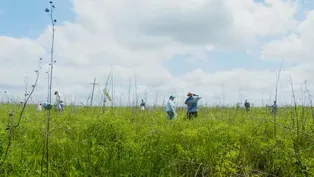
195 95 201 101
185 95 201 105
185 96 193 105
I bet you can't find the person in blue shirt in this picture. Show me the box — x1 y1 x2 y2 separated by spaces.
271 101 278 114
42 102 52 110
184 92 201 119
166 96 176 119
244 100 250 112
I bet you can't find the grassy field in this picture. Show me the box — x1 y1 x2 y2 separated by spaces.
0 104 314 176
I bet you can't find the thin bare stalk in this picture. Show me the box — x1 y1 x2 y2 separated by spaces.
24 73 29 103
102 67 113 113
111 72 114 109
273 58 283 139
311 98 314 124
14 71 41 128
89 78 98 106
128 77 131 107
289 75 299 138
304 80 314 123
133 69 138 108
301 81 307 131
41 2 57 176
0 113 14 168
0 58 42 169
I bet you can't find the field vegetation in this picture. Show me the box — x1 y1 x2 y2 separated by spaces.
1 1 313 177
0 104 313 176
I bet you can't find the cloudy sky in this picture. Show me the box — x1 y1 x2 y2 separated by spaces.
0 0 314 106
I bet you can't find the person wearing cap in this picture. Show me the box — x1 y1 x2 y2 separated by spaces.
54 90 65 111
185 92 201 119
271 101 278 114
166 95 176 119
140 99 146 111
244 99 250 112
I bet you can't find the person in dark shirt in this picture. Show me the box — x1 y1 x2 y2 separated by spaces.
244 100 250 112
140 99 146 111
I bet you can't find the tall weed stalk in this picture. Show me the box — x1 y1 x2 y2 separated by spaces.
0 58 42 169
273 59 283 139
41 1 57 176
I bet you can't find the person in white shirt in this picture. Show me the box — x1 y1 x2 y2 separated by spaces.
166 95 177 119
140 99 146 111
37 103 42 111
54 90 64 111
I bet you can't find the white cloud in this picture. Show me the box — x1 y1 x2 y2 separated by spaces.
0 0 313 107
261 10 314 62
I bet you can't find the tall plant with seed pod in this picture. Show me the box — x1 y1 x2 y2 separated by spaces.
0 58 42 169
41 1 57 176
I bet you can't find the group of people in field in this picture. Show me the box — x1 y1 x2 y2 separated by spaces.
35 89 278 117
161 93 278 120
139 92 202 120
37 90 65 112
244 99 278 114
166 92 202 120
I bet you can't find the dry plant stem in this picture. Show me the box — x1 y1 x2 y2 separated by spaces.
273 58 283 139
42 2 56 176
289 75 299 138
14 72 40 128
46 72 50 101
86 95 90 106
311 99 314 124
103 67 112 113
24 73 29 103
304 80 314 124
89 78 97 106
0 114 14 168
111 72 114 110
301 82 306 130
293 142 308 176
133 69 138 109
0 93 16 104
128 77 131 107
0 60 41 169
154 91 158 108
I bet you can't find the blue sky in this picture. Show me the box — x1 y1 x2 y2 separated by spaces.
0 0 74 38
0 0 311 76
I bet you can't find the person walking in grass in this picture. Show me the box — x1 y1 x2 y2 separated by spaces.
54 90 64 111
185 92 201 119
42 102 52 110
166 96 177 119
140 99 146 111
37 103 43 111
271 101 278 114
244 99 250 112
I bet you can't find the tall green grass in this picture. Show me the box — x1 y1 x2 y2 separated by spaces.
0 104 314 176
